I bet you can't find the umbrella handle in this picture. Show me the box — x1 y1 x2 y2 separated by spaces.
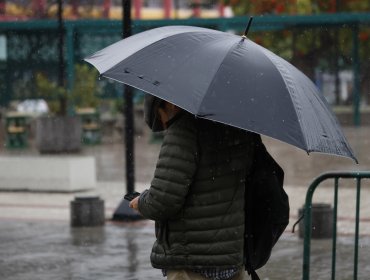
242 16 254 39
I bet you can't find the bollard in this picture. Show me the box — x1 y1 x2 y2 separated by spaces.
70 227 105 246
70 196 105 227
298 203 333 239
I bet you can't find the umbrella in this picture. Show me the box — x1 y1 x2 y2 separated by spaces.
85 25 357 163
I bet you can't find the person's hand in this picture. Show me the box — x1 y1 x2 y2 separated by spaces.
129 196 139 211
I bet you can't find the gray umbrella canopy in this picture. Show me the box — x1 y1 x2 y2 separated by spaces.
85 25 357 162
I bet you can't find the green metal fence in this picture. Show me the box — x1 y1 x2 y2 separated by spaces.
302 171 370 280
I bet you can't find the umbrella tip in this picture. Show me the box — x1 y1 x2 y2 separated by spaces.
242 16 254 39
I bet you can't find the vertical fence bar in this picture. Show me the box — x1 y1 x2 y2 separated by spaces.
302 188 313 280
353 178 361 280
66 24 75 115
352 24 361 126
302 172 370 280
331 178 339 280
302 176 323 280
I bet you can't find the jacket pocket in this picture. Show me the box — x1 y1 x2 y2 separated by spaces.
157 221 170 255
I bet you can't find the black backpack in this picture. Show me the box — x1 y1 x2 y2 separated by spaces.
244 136 290 280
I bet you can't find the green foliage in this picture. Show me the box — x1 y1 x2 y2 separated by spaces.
226 0 370 15
225 0 297 16
337 0 370 12
36 64 100 115
35 72 67 115
296 0 312 14
249 30 293 61
71 64 100 109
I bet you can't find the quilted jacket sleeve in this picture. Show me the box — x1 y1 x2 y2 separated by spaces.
138 114 198 221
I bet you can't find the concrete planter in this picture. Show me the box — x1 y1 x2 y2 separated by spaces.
0 156 96 192
36 116 82 153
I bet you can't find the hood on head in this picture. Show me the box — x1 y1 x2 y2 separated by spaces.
144 94 164 132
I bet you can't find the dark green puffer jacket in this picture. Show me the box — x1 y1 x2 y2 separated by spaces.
138 112 256 270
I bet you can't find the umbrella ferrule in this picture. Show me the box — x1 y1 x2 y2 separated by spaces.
243 16 254 38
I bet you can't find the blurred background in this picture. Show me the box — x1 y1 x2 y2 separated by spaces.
0 1 370 146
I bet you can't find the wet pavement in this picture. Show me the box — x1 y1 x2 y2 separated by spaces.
0 125 370 279
1 220 370 280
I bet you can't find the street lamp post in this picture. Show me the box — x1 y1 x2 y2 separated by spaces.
57 0 64 87
57 0 67 115
112 0 142 221
122 0 134 195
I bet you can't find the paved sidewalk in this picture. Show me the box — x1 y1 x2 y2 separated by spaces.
0 181 370 236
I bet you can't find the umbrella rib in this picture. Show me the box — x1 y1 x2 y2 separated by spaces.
195 39 309 152
257 47 310 151
258 48 357 162
195 39 241 116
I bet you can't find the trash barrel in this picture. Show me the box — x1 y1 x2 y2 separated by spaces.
298 203 333 239
70 196 105 227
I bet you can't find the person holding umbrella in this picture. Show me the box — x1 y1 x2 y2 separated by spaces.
130 94 258 280
85 23 357 280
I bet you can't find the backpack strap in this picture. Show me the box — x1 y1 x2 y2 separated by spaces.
245 193 261 280
244 134 260 280
250 270 261 280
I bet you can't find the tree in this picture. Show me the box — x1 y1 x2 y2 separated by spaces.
224 0 297 15
36 64 100 115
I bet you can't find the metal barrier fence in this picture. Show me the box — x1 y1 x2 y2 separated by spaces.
302 171 370 280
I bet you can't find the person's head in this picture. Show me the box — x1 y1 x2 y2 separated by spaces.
144 95 181 132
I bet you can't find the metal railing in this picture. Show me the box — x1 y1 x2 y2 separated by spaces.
302 171 370 280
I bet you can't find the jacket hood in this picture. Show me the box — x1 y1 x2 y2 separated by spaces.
144 94 164 132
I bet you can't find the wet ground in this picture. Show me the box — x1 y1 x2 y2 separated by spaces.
1 221 370 280
0 124 370 279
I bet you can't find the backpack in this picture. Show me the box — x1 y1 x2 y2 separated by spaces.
244 136 290 280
